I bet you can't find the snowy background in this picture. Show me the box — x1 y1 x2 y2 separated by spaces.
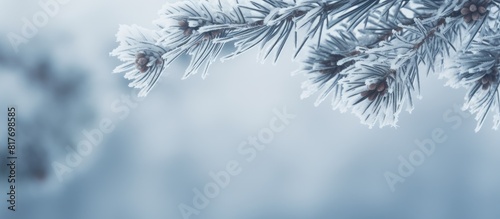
1 0 500 219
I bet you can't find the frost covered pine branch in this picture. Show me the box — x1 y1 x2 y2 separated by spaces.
111 0 500 131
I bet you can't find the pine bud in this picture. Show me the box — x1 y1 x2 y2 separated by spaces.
138 65 149 73
136 57 148 66
482 83 490 90
377 82 387 92
184 28 193 36
461 7 470 15
472 12 481 21
136 52 146 58
482 76 489 84
368 92 378 101
178 20 187 27
469 4 477 12
478 6 487 14
361 90 371 97
464 15 473 23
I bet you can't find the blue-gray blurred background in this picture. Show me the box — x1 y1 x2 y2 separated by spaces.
1 0 499 219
